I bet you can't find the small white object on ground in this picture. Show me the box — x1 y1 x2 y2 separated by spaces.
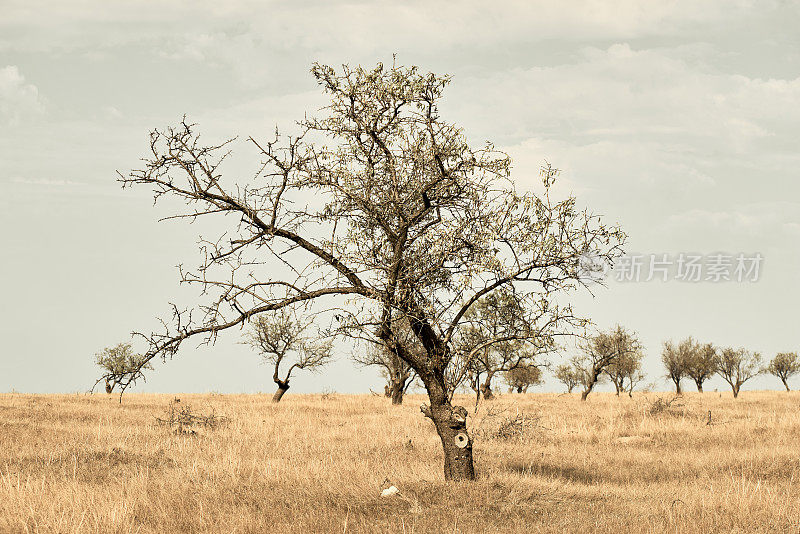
380 485 400 497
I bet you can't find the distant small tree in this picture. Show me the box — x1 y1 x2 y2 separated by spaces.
661 338 693 394
575 325 641 401
94 342 152 393
766 352 800 391
625 367 646 397
717 347 763 398
245 309 333 402
685 342 718 392
604 348 644 397
554 363 580 393
505 364 543 393
453 291 561 401
353 317 418 405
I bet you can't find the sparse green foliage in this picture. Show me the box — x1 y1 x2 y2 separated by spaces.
94 342 152 393
766 352 800 391
717 347 763 398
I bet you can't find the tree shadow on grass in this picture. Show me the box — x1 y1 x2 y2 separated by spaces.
505 461 598 484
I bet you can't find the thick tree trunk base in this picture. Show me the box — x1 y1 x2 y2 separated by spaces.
386 378 407 405
272 382 289 403
480 374 494 400
421 403 475 481
391 386 404 405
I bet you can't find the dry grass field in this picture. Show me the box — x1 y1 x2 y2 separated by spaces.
1 390 798 533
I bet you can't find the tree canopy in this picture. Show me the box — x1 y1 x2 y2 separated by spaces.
115 60 625 480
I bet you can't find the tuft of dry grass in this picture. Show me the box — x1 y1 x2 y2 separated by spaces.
0 391 798 532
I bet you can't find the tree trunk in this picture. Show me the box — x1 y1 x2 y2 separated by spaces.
516 386 523 393
694 379 704 393
673 379 682 395
480 373 495 400
389 377 406 405
272 380 289 403
104 379 113 394
581 366 603 401
781 378 790 392
732 384 740 398
420 376 475 481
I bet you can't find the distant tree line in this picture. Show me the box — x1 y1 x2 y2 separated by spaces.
550 330 799 398
95 329 799 401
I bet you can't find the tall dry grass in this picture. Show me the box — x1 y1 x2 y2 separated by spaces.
0 390 798 533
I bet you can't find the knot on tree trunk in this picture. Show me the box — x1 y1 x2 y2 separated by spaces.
420 404 468 428
421 402 475 479
420 403 432 418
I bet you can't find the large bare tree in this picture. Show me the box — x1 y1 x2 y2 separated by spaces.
112 61 624 480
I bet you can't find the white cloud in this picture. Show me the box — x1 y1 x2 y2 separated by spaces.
0 0 774 57
452 42 800 143
436 41 800 207
0 65 44 125
663 202 800 237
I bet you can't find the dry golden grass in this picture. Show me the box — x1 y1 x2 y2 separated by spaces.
1 390 798 533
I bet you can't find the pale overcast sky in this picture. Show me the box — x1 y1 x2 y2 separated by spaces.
2 1 799 394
